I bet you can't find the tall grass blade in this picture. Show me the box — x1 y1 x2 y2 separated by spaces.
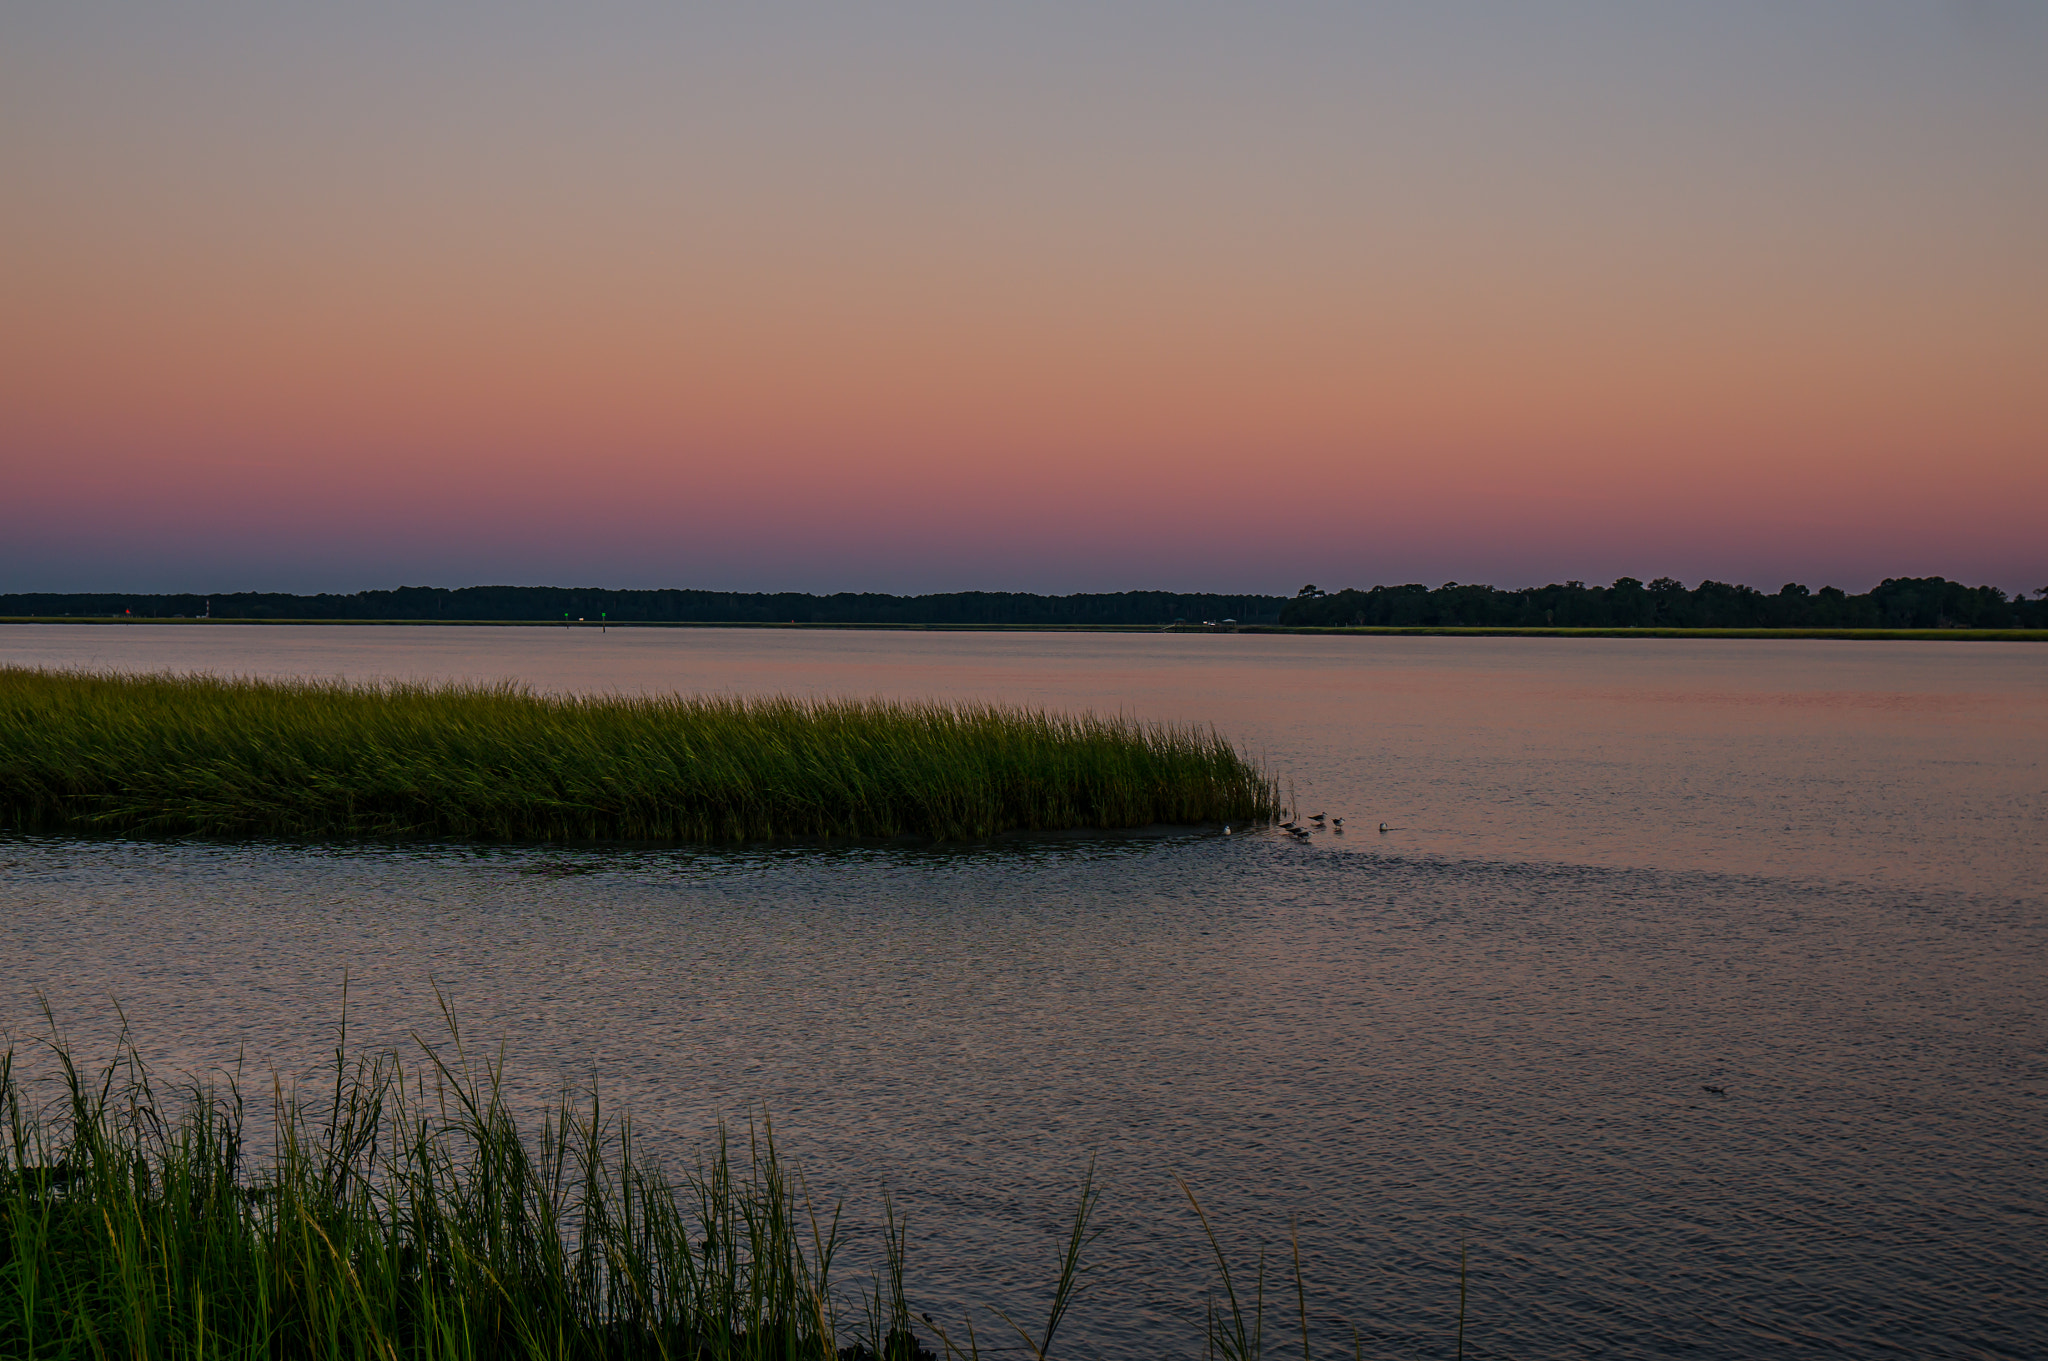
1293 1214 1309 1361
1177 1174 1266 1361
993 1156 1101 1361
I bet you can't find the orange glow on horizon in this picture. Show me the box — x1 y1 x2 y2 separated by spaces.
4 4 2044 592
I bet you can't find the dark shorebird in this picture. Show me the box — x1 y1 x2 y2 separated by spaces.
1331 817 1343 828
1309 812 1325 823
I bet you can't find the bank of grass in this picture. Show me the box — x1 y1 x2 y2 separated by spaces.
0 667 1278 841
1 1016 1373 1361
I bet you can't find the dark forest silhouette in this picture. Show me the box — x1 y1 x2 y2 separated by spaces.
3 577 2042 629
1277 576 2045 630
0 587 1284 627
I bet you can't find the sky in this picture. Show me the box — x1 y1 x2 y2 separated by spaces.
3 2 2045 597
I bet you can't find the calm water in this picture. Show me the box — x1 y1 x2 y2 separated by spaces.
4 625 2045 1357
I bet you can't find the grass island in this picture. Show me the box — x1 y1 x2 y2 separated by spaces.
0 667 1279 842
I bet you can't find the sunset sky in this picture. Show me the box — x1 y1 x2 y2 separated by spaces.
4 2 2044 596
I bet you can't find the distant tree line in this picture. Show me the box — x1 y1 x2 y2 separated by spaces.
1278 577 2048 629
0 587 1288 626
8 578 2043 629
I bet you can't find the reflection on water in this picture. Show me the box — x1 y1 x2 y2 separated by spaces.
3 627 2044 1357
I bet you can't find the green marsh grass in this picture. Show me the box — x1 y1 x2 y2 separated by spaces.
0 1006 1021 1360
0 1012 1463 1360
0 666 1279 842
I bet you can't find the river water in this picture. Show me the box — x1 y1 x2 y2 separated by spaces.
3 625 2044 1357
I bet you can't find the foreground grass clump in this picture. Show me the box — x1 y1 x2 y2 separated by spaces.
0 666 1278 841
0 1018 1091 1361
3 1016 1453 1360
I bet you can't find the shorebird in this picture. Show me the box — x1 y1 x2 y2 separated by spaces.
1309 812 1325 823
1331 817 1343 828
1379 822 1390 833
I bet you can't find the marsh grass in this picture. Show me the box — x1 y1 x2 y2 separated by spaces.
0 1000 1117 1361
0 666 1279 842
1 1009 1467 1361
